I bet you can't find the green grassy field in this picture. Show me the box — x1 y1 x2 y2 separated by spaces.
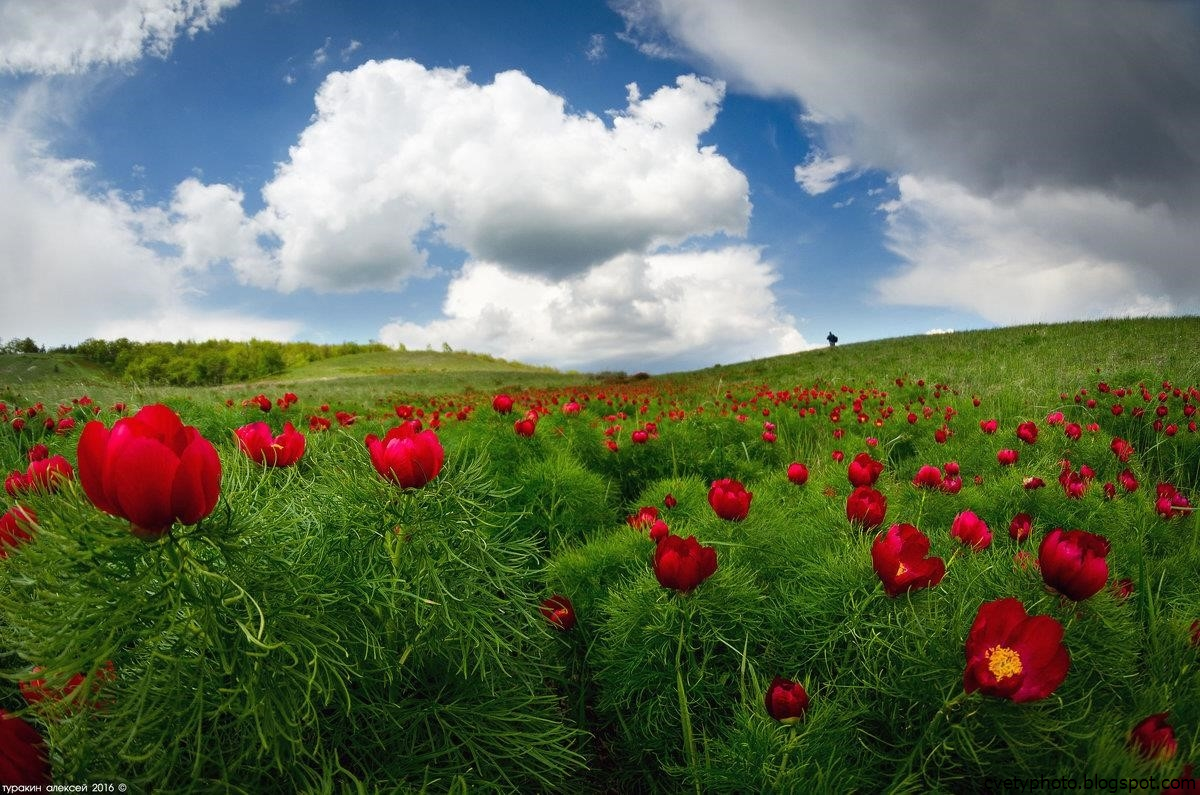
1 316 1197 792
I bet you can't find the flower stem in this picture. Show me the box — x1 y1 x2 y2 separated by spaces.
675 610 701 795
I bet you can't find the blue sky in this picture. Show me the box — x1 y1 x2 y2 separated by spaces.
2 1 1198 373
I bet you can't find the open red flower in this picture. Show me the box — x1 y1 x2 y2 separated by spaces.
708 478 752 521
846 486 887 530
1129 713 1177 761
0 505 37 557
234 421 306 467
871 523 945 597
1038 528 1110 601
847 453 883 487
963 597 1070 702
653 534 717 593
539 595 576 631
764 676 809 724
1017 421 1039 444
950 510 992 551
77 404 221 540
997 449 1019 466
0 709 49 786
364 421 445 489
626 505 659 529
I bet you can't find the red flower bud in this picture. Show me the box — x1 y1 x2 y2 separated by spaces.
1038 528 1110 601
653 534 717 593
539 595 576 631
364 422 445 489
708 478 752 521
764 676 809 724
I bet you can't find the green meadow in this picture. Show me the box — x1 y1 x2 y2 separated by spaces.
1 316 1198 792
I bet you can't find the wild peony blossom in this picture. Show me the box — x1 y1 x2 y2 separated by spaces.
539 595 577 631
1016 421 1039 444
492 394 514 414
653 534 717 593
871 523 945 597
1154 483 1192 520
233 421 306 467
764 677 809 724
77 404 221 540
996 449 1019 466
0 505 37 557
847 453 884 487
912 464 943 490
0 709 49 786
979 418 999 434
786 462 809 486
950 510 992 551
4 455 74 497
364 421 445 489
846 486 887 530
1128 713 1177 761
708 478 752 521
1038 528 1110 601
963 597 1070 702
1008 512 1033 542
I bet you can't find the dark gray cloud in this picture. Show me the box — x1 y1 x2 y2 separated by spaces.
620 0 1200 209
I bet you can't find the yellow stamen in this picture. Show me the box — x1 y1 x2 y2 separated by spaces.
986 645 1023 680
896 562 909 577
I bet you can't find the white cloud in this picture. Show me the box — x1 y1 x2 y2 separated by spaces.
875 176 1190 323
247 61 748 293
0 0 239 75
0 96 297 348
586 33 606 62
378 246 810 372
793 151 852 195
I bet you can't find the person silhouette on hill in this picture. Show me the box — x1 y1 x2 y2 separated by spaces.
826 331 838 348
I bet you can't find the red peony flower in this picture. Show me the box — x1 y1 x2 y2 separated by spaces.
997 449 1019 466
0 709 50 786
1017 421 1039 444
1009 512 1033 542
708 478 752 521
847 453 884 487
631 429 649 444
233 421 306 467
626 505 659 529
663 493 677 509
77 404 221 540
653 534 717 593
1118 469 1139 493
4 455 74 496
950 510 992 551
1155 483 1192 520
1129 713 1177 761
871 523 945 597
980 418 999 434
846 486 887 530
0 505 37 557
1038 528 1110 601
786 462 809 486
1110 437 1135 462
492 394 514 414
364 421 445 489
539 594 576 631
963 597 1070 702
514 417 537 437
764 676 809 724
308 415 331 432
912 464 943 489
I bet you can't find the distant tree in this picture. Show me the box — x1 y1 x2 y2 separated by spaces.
1 337 42 354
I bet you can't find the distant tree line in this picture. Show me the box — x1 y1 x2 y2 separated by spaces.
53 338 391 386
0 337 45 354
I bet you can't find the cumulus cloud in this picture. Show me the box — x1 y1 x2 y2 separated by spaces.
875 176 1190 323
794 151 852 195
0 0 239 75
620 0 1200 208
378 246 810 372
621 0 1200 323
0 99 297 347
248 60 749 292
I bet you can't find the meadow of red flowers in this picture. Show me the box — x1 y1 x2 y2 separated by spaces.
0 322 1197 792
